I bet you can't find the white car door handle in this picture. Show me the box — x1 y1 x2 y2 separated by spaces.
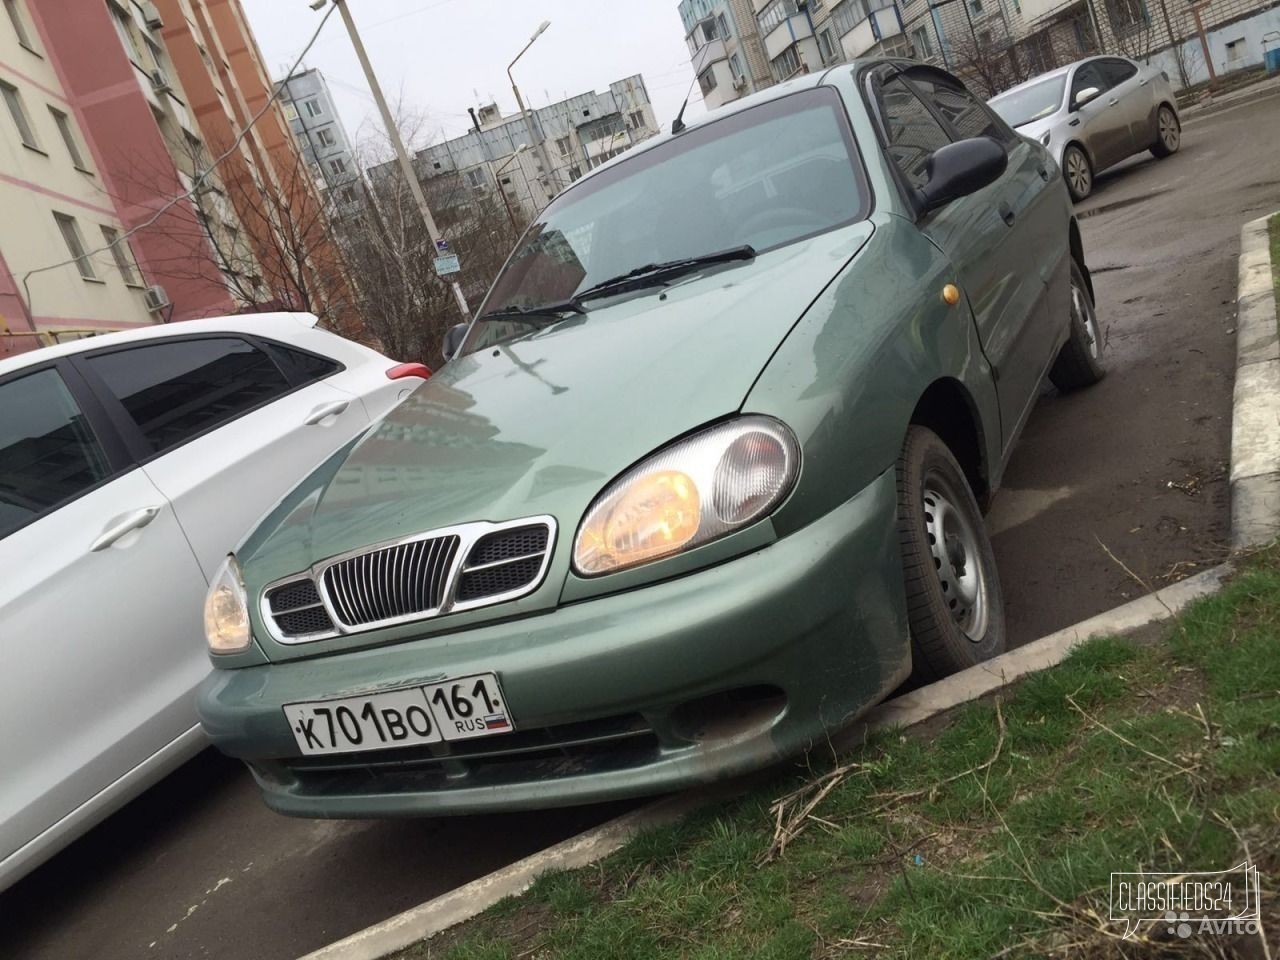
1108 98 1120 106
304 400 350 425
91 506 162 552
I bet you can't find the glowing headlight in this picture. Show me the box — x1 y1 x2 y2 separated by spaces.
573 417 799 576
203 555 251 654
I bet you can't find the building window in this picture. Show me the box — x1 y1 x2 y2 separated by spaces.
316 127 336 147
627 109 644 129
698 67 718 96
911 25 934 58
500 176 512 185
54 213 96 280
716 12 730 39
109 2 144 65
771 45 801 81
465 167 486 189
830 0 870 36
818 28 837 62
338 185 357 204
757 0 799 35
729 52 745 82
284 102 299 121
4 0 36 51
556 136 572 156
304 98 322 117
1106 0 1146 28
0 81 39 150
100 226 140 286
328 156 348 176
48 108 88 170
970 0 983 13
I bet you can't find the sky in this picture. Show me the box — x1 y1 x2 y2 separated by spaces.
239 0 706 151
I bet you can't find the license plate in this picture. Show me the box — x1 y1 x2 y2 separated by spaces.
284 672 513 756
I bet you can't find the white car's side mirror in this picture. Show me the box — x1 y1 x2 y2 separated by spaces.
1074 86 1101 108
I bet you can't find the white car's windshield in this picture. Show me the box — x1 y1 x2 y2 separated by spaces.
467 87 867 351
990 75 1067 128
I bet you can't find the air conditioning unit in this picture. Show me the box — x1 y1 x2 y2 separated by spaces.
150 68 171 94
142 1 163 29
143 285 170 312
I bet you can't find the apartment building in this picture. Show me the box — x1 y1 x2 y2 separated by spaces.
678 0 773 107
0 0 257 357
154 0 359 332
276 67 361 212
370 75 659 220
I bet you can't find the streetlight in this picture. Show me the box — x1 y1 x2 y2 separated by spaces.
509 21 557 205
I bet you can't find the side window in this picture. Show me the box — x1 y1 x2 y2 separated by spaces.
86 338 292 456
266 342 342 385
908 72 1018 147
1100 59 1138 87
0 368 113 539
1071 63 1106 103
879 74 953 191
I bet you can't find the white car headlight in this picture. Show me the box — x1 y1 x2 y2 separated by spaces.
572 416 799 576
204 555 251 654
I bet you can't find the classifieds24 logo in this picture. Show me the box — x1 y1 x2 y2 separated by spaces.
1109 862 1262 940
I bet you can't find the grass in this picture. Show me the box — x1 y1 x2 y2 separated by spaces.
394 551 1280 959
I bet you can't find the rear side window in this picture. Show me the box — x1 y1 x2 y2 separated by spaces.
879 75 952 191
907 72 1017 147
267 343 341 385
0 369 112 539
86 338 292 455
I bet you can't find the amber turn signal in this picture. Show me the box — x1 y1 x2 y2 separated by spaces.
942 284 961 306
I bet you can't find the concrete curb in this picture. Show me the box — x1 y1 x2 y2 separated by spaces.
1230 213 1280 549
1181 75 1280 123
298 213 1280 960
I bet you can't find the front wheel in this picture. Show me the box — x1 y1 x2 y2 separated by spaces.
896 426 1006 681
1150 104 1181 158
1063 144 1093 202
1049 258 1105 391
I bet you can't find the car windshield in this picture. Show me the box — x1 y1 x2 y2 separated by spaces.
466 87 867 352
989 75 1067 127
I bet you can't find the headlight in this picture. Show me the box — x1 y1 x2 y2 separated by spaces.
1040 130 1051 147
204 555 251 654
572 416 799 576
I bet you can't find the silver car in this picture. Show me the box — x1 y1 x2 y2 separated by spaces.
989 56 1181 201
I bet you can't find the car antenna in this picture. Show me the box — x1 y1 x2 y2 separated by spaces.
672 45 710 135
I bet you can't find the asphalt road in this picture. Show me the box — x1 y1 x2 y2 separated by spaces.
4 90 1278 960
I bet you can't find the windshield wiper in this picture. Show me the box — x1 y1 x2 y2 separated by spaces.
476 299 586 323
574 245 756 304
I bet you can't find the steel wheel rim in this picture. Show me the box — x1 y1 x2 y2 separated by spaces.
923 475 989 641
1071 277 1100 358
1066 149 1090 197
1159 109 1179 151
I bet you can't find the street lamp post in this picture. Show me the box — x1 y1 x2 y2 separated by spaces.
316 0 470 317
509 21 558 206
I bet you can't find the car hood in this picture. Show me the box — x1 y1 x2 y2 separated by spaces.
238 222 874 603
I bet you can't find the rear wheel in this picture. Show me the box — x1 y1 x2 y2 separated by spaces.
1049 258 1105 391
1150 104 1180 158
1063 144 1093 202
896 426 1006 682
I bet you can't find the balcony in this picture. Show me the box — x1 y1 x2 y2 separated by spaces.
697 37 729 65
763 14 815 60
838 3 903 59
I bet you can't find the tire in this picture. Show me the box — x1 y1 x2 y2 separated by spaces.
1049 258 1105 392
1150 104 1181 158
896 426 1006 682
1062 143 1093 202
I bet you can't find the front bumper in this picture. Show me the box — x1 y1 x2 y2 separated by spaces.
198 468 910 817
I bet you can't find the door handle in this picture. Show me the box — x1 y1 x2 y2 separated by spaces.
1037 165 1051 182
1138 78 1148 86
999 202 1016 227
1108 98 1120 106
91 506 162 552
304 400 350 425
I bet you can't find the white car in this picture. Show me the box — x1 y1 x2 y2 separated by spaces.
0 313 427 892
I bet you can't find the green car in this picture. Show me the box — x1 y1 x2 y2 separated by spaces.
199 60 1103 817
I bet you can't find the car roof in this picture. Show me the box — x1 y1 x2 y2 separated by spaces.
991 55 1134 101
0 312 323 378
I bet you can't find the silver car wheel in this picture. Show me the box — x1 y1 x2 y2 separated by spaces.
1159 107 1180 153
1072 277 1100 359
1065 147 1091 199
923 477 989 642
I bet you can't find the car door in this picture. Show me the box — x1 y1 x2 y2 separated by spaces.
75 334 373 580
0 362 209 876
1097 58 1150 154
1069 61 1128 168
877 66 1065 451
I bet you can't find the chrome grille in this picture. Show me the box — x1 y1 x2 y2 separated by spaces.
457 525 551 602
266 578 335 639
322 535 459 628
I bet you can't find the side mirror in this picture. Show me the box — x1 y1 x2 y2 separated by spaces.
442 322 468 361
1073 86 1100 109
917 137 1008 212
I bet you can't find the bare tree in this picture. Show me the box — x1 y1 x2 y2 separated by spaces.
333 114 530 364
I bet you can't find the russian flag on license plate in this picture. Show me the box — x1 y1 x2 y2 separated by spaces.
485 714 510 730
